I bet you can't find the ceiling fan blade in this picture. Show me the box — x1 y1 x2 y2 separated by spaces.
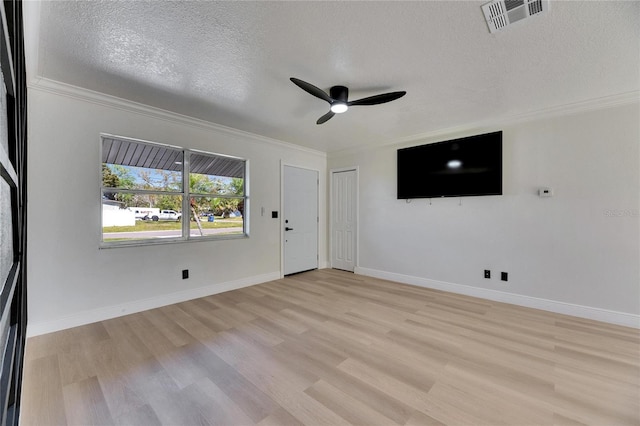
348 91 407 106
316 111 335 125
290 78 332 103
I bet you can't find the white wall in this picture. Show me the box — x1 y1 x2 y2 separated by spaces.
329 103 639 325
27 84 327 335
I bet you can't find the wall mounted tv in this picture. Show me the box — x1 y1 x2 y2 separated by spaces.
397 131 502 199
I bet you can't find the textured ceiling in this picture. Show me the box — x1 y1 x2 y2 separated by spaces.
26 1 640 153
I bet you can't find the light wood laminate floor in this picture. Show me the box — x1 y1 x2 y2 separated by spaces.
22 269 640 425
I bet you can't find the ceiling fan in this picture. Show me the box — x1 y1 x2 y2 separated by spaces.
290 77 407 125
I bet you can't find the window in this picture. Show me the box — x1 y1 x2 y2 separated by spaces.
101 135 247 246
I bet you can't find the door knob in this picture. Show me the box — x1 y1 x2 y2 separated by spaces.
285 227 294 231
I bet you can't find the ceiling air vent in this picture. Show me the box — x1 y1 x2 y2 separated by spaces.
482 0 550 33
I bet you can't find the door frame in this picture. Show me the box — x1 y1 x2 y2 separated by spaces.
330 166 359 271
280 162 321 278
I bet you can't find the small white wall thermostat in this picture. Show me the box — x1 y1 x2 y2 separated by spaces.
538 187 553 197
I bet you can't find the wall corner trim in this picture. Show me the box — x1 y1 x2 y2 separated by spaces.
26 271 281 337
354 267 640 329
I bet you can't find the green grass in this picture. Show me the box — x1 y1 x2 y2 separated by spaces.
103 217 242 233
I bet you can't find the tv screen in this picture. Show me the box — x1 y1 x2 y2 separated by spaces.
397 131 502 199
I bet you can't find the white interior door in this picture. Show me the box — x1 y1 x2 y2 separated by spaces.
283 166 318 275
331 169 357 272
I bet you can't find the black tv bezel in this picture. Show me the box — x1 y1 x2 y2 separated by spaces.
397 131 503 199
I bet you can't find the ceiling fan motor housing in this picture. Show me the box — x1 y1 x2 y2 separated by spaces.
330 86 349 103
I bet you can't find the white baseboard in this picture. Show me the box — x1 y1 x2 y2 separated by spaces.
355 267 640 329
26 271 281 337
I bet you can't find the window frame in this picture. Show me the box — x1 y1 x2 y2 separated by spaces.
0 1 27 423
100 134 249 248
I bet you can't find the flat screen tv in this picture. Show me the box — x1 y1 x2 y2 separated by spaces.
397 131 502 199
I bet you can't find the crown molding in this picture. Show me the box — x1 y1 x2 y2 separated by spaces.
330 90 640 158
28 77 637 159
28 77 327 158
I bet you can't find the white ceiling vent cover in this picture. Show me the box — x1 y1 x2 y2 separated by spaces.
482 0 550 33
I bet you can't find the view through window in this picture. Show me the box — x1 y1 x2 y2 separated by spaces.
101 136 247 245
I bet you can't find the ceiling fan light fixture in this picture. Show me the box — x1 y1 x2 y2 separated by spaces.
290 77 406 124
330 102 348 114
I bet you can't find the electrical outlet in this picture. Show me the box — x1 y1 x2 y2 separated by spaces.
182 269 189 279
484 270 491 279
501 272 508 281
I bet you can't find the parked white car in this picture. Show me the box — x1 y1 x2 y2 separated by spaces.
150 210 181 221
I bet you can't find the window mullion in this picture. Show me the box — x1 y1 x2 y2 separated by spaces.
182 150 190 240
242 158 249 236
101 188 180 196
